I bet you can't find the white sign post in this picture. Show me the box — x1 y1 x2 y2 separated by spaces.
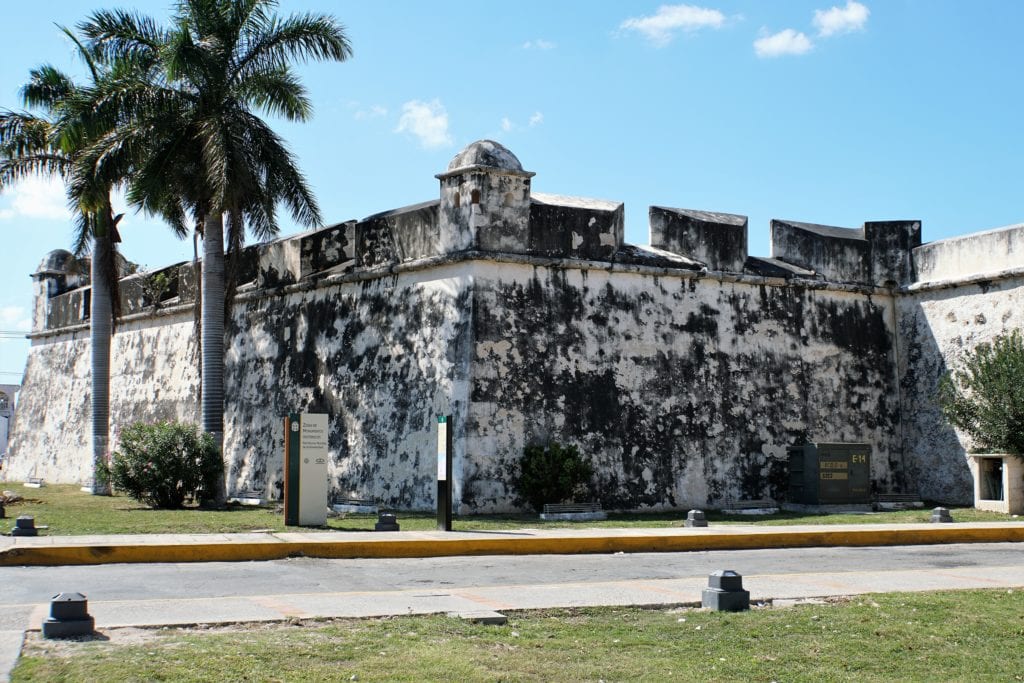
298 413 329 526
284 412 329 526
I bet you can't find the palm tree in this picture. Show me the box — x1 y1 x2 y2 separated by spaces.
0 30 130 496
84 0 352 504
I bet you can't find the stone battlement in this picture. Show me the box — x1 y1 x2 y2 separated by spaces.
29 140 1021 336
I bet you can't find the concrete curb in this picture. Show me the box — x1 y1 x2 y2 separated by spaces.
2 524 1024 567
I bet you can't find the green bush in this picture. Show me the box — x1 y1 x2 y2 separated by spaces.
515 442 594 512
110 422 221 508
938 329 1024 457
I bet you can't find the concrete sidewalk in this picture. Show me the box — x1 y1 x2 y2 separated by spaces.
2 521 1024 566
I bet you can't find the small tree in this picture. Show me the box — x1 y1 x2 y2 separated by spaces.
110 422 220 508
938 329 1024 457
515 442 594 512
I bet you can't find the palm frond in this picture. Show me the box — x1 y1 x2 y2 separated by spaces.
234 12 352 81
0 111 57 157
233 65 310 121
80 9 166 64
21 65 77 112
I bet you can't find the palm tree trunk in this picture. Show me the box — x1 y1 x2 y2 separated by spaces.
202 212 227 506
90 229 113 495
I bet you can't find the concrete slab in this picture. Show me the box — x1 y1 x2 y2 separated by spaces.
453 610 508 625
11 562 1024 635
0 630 24 683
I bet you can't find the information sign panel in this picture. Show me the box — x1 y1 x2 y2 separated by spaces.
298 413 329 526
283 413 329 526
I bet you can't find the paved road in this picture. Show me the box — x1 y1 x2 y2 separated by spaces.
3 542 1023 605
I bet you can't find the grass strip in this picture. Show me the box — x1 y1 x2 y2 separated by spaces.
1 484 1019 536
13 589 1024 682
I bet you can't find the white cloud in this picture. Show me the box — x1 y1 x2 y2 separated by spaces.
395 99 453 149
754 29 814 57
501 117 513 132
0 306 31 332
529 112 544 127
0 175 71 222
522 39 556 50
620 4 726 46
814 1 870 37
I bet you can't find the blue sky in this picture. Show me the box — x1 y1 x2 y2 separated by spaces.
2 1 1023 384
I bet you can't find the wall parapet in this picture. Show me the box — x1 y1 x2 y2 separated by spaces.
911 223 1024 286
31 244 904 339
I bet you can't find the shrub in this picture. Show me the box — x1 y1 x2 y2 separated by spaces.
938 329 1024 457
110 422 221 508
515 442 594 512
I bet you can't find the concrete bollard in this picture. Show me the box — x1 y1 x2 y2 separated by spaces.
42 592 95 638
702 570 750 612
11 515 38 537
685 510 708 528
375 512 400 531
930 507 954 523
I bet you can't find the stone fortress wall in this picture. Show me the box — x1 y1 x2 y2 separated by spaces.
4 141 1022 512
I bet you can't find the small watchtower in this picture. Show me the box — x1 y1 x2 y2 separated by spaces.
31 249 87 332
436 140 536 254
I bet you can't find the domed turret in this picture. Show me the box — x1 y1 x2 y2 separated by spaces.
439 140 531 178
34 249 76 278
436 140 535 254
31 249 88 332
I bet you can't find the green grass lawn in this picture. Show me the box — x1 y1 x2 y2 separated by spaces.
13 589 1024 682
0 484 1018 536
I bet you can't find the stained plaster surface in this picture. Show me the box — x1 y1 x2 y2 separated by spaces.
464 260 904 512
223 267 473 508
5 315 199 483
896 274 1024 504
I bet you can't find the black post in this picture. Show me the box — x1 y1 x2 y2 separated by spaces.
284 414 301 526
437 414 453 531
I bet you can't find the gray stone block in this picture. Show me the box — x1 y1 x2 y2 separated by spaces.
42 616 95 638
11 516 37 537
702 570 750 611
375 513 400 531
685 510 708 527
707 570 744 591
50 593 89 621
454 610 508 625
702 587 750 612
43 593 95 639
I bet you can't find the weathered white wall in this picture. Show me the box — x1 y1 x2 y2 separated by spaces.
222 267 473 508
4 270 472 510
4 314 199 483
897 276 1024 504
463 260 905 512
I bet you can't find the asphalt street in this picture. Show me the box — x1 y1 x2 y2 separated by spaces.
3 542 1024 607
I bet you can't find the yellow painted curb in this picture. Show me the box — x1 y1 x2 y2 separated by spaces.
2 525 1023 566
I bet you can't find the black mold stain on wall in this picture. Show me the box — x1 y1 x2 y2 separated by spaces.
466 266 902 512
224 274 472 509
